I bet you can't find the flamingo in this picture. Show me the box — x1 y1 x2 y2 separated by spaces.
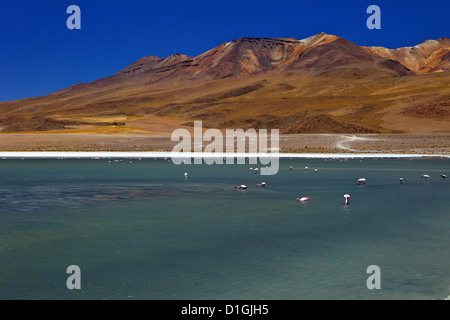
343 194 350 205
296 197 310 202
357 178 367 185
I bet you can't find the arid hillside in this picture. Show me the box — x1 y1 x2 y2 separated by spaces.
0 33 449 135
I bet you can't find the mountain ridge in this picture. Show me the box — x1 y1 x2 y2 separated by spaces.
0 33 449 135
55 33 449 93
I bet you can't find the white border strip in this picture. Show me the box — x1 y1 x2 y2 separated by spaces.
0 152 448 159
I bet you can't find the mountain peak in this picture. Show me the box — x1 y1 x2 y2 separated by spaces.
1 33 449 135
88 33 449 86
116 53 192 79
365 36 450 73
230 37 300 44
299 32 340 48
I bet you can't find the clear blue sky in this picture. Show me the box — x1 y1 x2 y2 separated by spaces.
0 0 448 102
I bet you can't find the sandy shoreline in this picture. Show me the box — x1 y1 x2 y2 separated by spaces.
0 133 449 155
1 151 449 159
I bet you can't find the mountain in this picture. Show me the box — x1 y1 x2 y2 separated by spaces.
104 32 415 83
0 33 449 134
364 37 450 73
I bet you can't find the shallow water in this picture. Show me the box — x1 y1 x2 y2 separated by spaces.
0 158 448 300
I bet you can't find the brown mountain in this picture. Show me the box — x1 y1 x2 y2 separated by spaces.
364 37 450 73
105 32 414 83
0 33 449 135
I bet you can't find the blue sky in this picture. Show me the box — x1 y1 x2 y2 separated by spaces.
0 0 448 102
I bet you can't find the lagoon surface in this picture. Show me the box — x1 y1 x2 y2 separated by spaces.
0 158 448 300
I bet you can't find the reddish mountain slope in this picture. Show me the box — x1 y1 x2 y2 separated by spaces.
365 37 450 73
84 32 416 88
0 33 449 135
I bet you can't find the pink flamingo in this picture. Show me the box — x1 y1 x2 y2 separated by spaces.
344 194 350 205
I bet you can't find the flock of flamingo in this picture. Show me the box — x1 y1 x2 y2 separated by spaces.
222 165 445 206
